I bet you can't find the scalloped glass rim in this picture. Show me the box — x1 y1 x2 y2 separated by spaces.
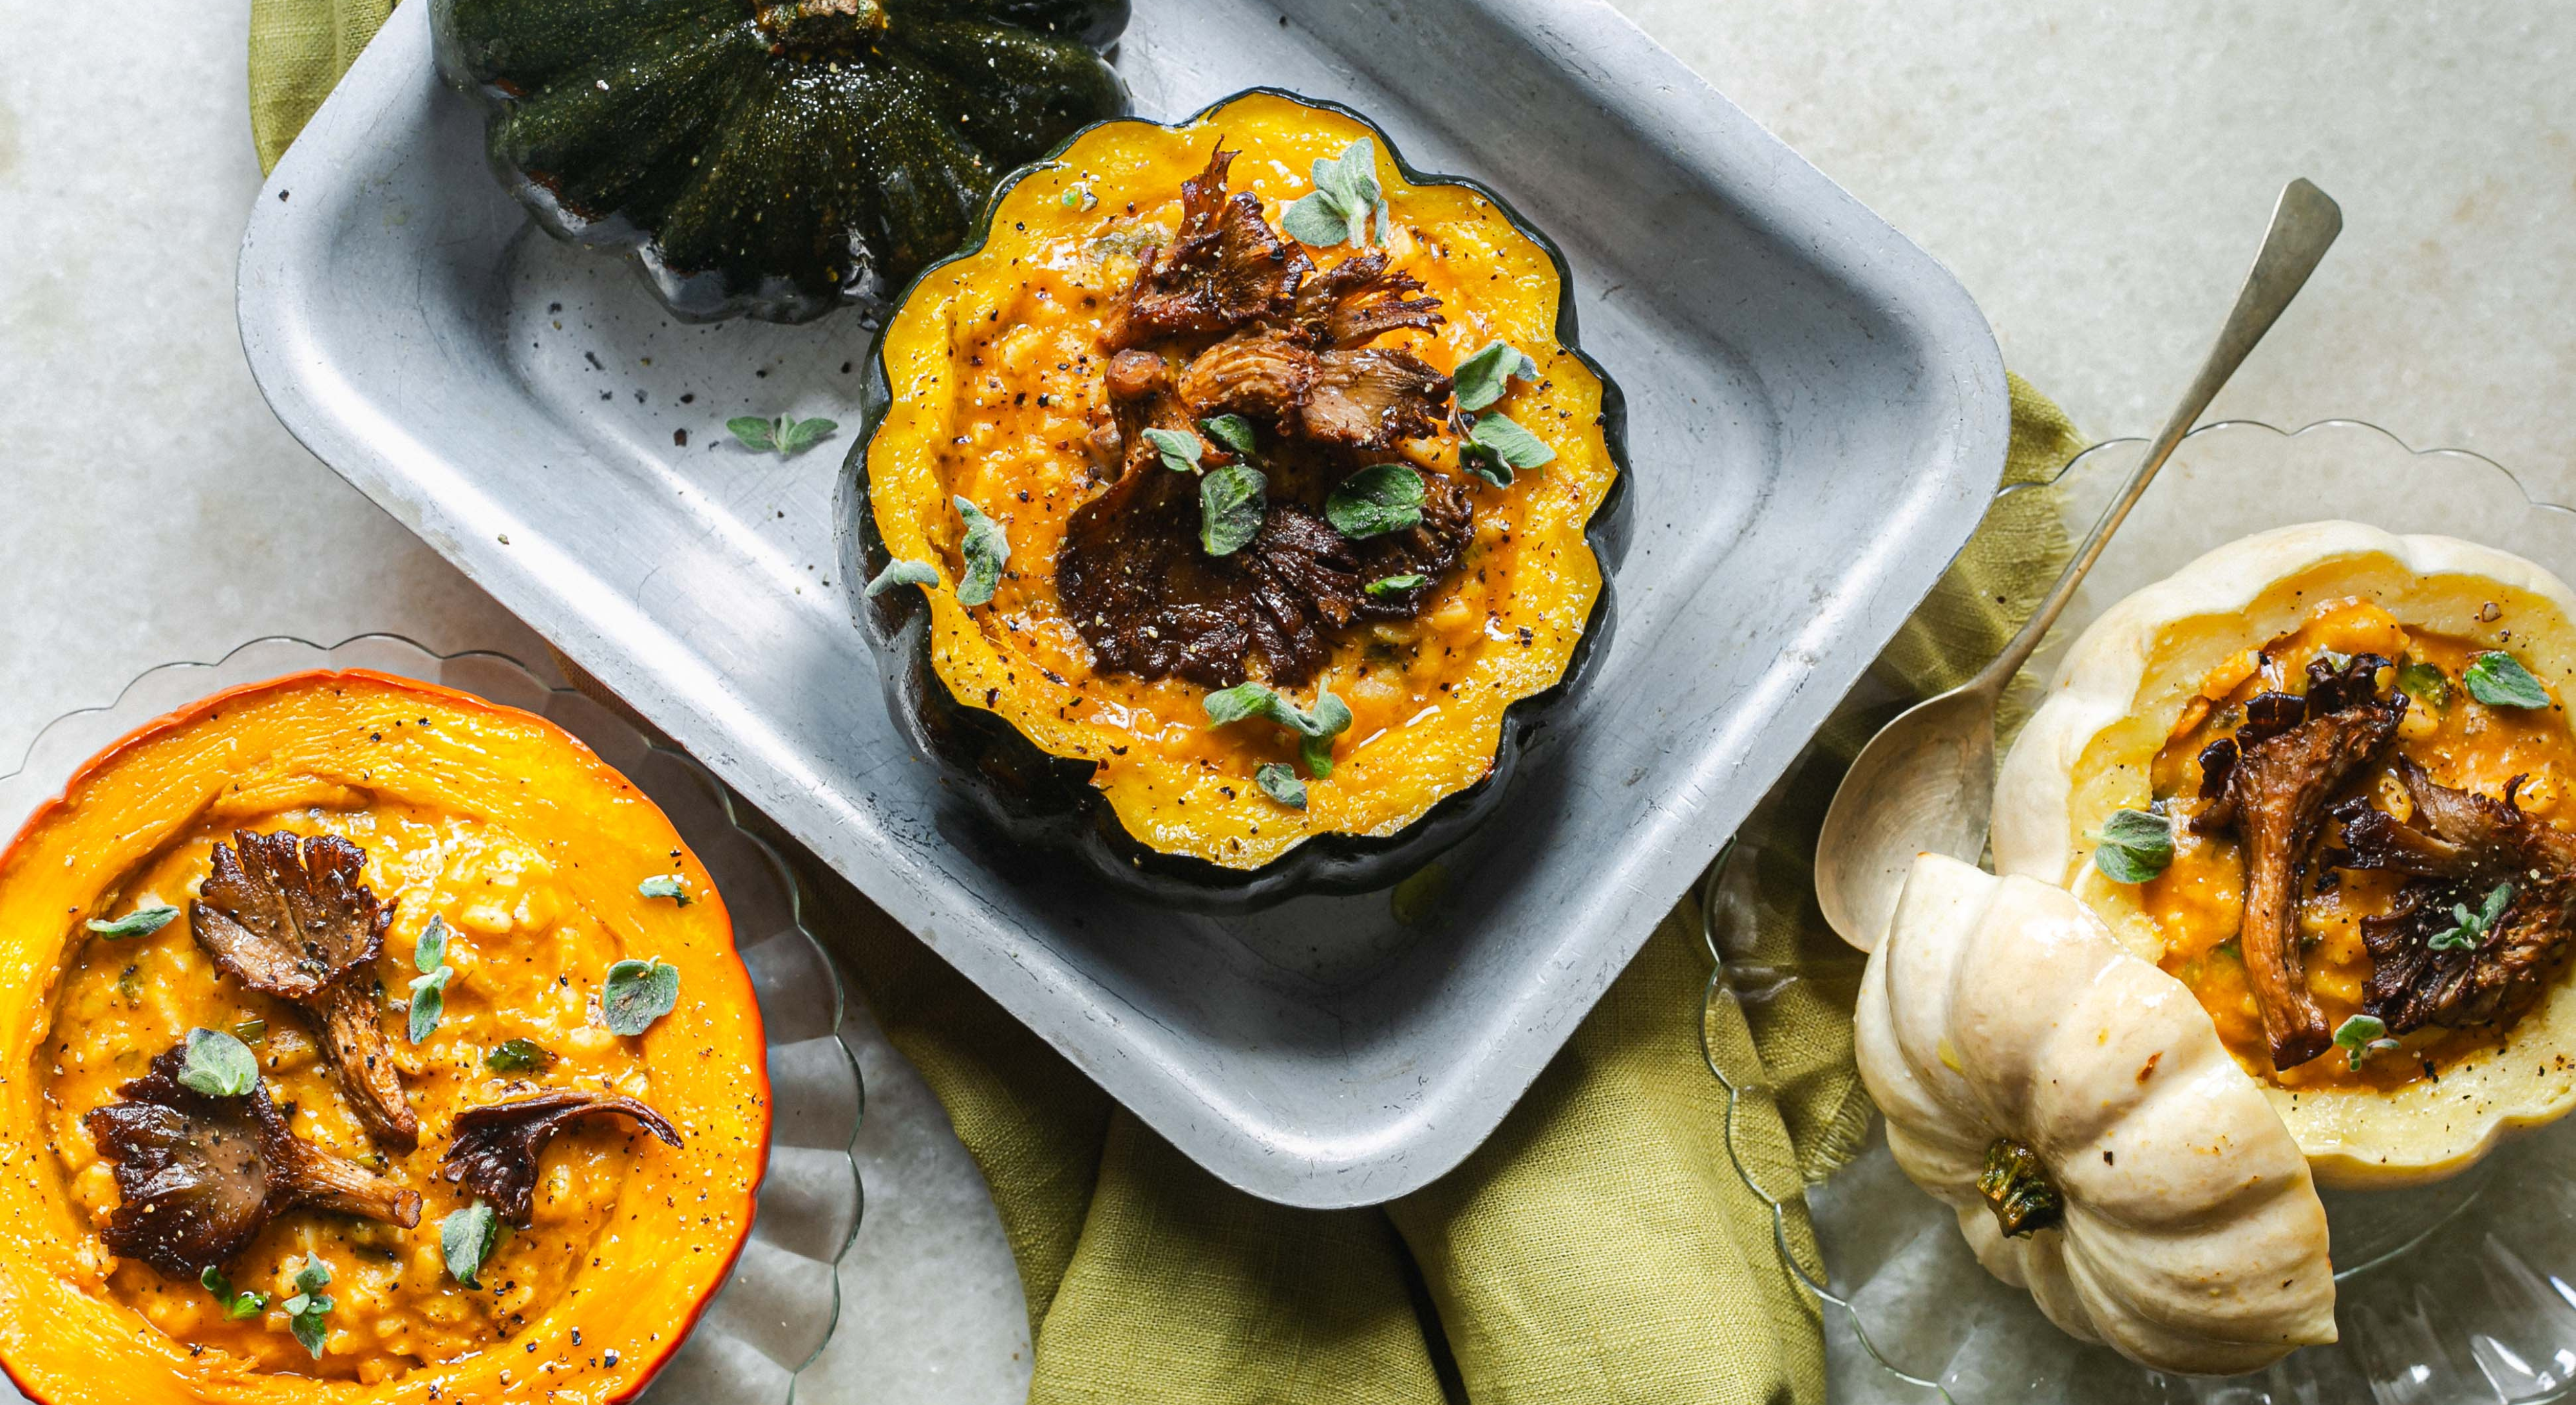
1700 420 2576 1403
0 634 862 1405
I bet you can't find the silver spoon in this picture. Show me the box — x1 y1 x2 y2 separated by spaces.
1812 177 2344 952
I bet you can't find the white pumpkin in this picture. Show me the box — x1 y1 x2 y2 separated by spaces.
1855 853 2336 1375
1993 521 2576 1185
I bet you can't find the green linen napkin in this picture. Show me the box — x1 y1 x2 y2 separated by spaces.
249 12 2087 1397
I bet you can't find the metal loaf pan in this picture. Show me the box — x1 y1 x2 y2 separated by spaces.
238 0 2007 1206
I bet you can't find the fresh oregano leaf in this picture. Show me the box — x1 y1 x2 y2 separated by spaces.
1199 464 1267 556
1324 464 1426 539
1280 138 1387 247
954 495 1010 606
1202 683 1350 777
1142 426 1205 474
442 1202 506 1289
415 915 450 976
1254 762 1307 809
1301 688 1352 778
601 957 681 1037
176 1027 258 1098
2396 659 2451 712
2332 1013 2400 1071
2465 650 2551 708
2088 808 2175 884
1452 341 1537 413
1204 681 1283 729
283 1256 334 1358
201 1265 269 1321
1280 191 1356 247
1198 414 1259 461
636 874 691 906
2429 880 2515 952
1365 574 1426 598
1467 413 1554 474
408 967 452 1045
486 1037 553 1074
86 904 178 939
776 417 838 455
865 560 939 598
725 417 778 453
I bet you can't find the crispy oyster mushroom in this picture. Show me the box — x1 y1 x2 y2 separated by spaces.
2192 654 2409 1069
191 830 419 1150
440 1090 683 1226
1060 142 1471 687
2329 755 2576 1033
82 1044 423 1278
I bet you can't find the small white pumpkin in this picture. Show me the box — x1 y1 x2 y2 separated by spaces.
1993 521 2576 1184
1855 853 2336 1375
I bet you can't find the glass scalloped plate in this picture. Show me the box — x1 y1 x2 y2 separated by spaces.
1702 420 2576 1404
0 635 863 1405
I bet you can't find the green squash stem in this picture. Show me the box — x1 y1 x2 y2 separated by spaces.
1977 1136 2065 1238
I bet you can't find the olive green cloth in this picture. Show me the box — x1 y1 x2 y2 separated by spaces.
249 12 2088 1398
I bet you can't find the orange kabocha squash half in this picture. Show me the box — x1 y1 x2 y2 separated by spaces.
0 670 766 1404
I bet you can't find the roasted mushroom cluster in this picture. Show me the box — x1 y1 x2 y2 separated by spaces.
2159 637 2576 1078
82 829 686 1328
1059 144 1479 689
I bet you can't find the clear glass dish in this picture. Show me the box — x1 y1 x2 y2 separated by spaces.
1703 420 2576 1403
0 635 862 1404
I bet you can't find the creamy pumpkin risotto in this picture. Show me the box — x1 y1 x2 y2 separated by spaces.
0 671 764 1404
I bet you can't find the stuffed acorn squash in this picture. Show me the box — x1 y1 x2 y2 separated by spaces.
431 0 1129 322
846 90 1627 906
0 670 766 1403
1995 522 2576 1185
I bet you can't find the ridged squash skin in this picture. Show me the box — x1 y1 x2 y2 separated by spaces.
841 89 1630 910
1857 854 2336 1375
0 670 766 1405
432 0 1129 322
1993 521 2576 1185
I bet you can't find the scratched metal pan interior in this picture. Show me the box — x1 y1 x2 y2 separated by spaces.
236 0 2007 1206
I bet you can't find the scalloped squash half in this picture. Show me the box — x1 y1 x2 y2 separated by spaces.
1996 521 2576 1185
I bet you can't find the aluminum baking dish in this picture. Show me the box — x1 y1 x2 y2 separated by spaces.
237 0 2007 1207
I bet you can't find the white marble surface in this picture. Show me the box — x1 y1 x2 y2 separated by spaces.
3 1 2574 1400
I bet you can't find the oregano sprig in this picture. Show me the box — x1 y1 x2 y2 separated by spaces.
1280 138 1390 249
601 957 681 1037
176 1027 258 1098
726 415 838 457
1452 341 1537 413
1460 413 1554 487
86 904 177 939
201 1265 267 1321
442 1201 506 1289
407 914 452 1046
282 1256 334 1358
2429 881 2515 952
954 496 1010 606
2088 809 2175 885
2332 1013 2400 1071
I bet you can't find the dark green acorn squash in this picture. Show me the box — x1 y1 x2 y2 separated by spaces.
837 90 1630 910
431 0 1129 323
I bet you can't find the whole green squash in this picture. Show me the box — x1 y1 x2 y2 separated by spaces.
431 0 1130 322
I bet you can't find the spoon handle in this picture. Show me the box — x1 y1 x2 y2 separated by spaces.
1970 178 2344 696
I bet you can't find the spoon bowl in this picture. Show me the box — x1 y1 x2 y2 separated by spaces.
1809 176 2344 950
1812 688 1996 948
